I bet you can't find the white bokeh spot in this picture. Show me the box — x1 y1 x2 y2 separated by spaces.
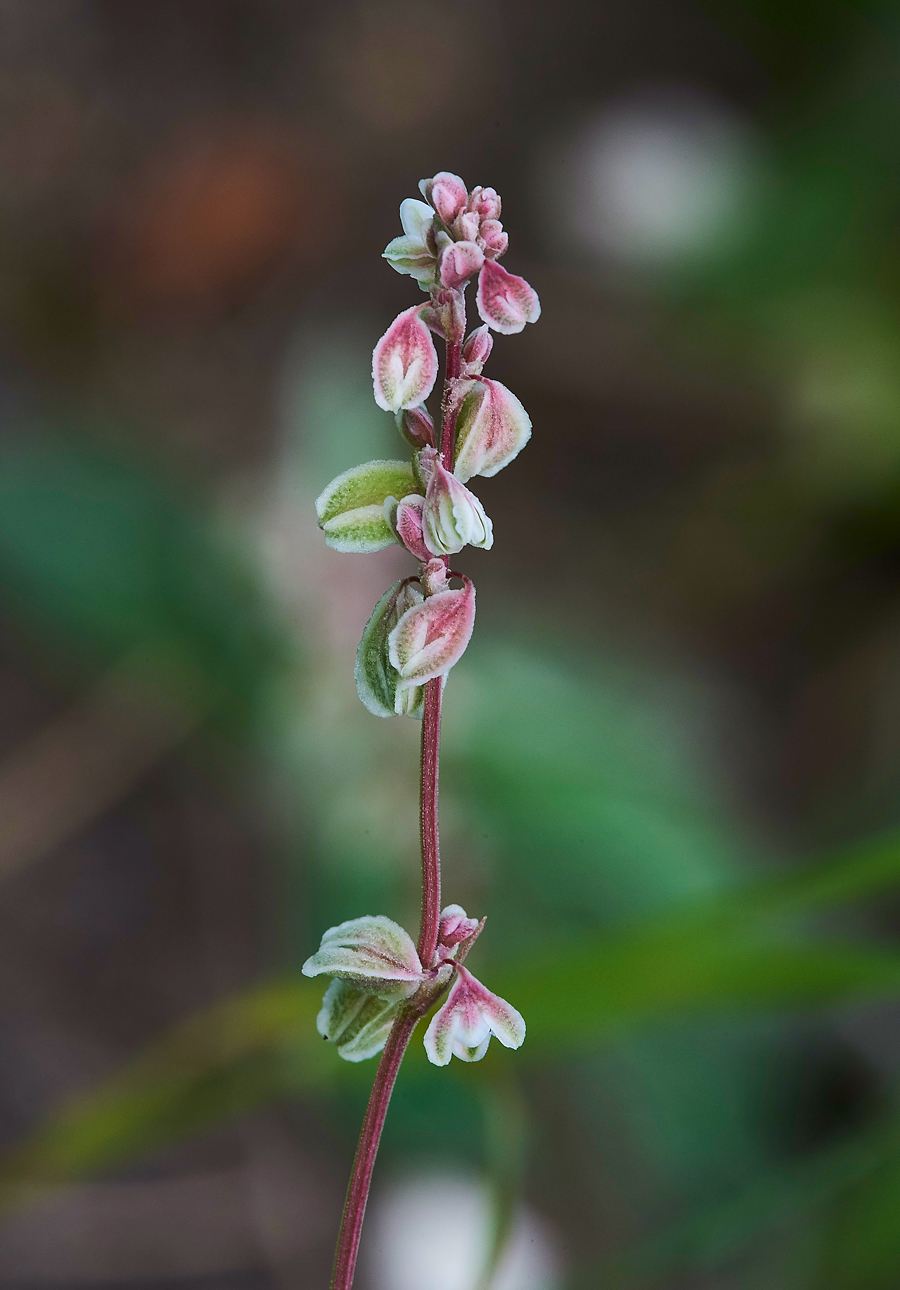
366 1172 562 1290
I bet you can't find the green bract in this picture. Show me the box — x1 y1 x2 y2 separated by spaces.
317 980 402 1062
315 460 416 553
301 914 425 997
356 579 426 718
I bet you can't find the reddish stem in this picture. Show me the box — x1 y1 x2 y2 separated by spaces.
329 1010 419 1290
418 675 443 966
328 328 464 1290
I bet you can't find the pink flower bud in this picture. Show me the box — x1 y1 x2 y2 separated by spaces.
388 493 430 562
388 575 476 689
477 219 508 259
395 405 435 449
476 259 541 335
423 964 525 1065
423 458 493 555
468 185 501 221
454 210 481 243
439 239 485 290
439 905 480 945
453 378 532 483
422 287 461 348
461 325 493 376
434 903 485 966
420 171 468 225
373 305 439 411
421 556 448 597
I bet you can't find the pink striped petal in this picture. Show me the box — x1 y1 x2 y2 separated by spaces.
373 306 439 412
476 259 541 335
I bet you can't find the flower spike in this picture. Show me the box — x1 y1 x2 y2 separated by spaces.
310 169 539 1289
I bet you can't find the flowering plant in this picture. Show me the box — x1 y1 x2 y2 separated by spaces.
308 171 539 1290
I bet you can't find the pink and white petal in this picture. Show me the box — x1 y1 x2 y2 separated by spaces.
456 965 526 1050
373 306 439 411
476 259 541 335
423 993 460 1066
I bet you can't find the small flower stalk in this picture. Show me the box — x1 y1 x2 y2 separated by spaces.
311 171 539 1290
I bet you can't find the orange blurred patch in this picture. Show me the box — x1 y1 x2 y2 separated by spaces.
100 121 341 312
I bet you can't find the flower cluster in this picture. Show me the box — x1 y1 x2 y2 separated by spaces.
302 907 525 1065
314 171 540 718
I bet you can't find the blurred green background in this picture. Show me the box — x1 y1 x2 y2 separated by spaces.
3 2 900 1287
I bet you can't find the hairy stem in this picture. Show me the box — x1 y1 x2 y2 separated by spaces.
330 1010 419 1290
330 329 463 1290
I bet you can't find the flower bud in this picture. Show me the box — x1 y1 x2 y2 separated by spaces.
477 219 508 259
468 185 501 222
355 578 426 717
438 904 481 946
316 459 416 552
453 378 532 483
461 325 493 376
395 404 435 449
476 259 541 335
439 240 484 290
386 493 430 562
388 575 476 689
454 210 481 243
420 171 468 225
373 305 439 411
423 459 493 555
424 964 525 1065
425 285 466 346
421 556 449 597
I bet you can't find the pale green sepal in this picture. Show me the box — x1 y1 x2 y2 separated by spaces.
317 979 400 1062
355 580 425 718
301 914 424 996
321 505 396 553
316 460 416 549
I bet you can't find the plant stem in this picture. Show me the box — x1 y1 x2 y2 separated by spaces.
419 333 461 967
329 330 463 1290
329 1010 419 1290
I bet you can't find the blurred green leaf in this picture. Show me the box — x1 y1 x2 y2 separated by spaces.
817 1134 900 1288
575 1111 900 1288
0 436 281 729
